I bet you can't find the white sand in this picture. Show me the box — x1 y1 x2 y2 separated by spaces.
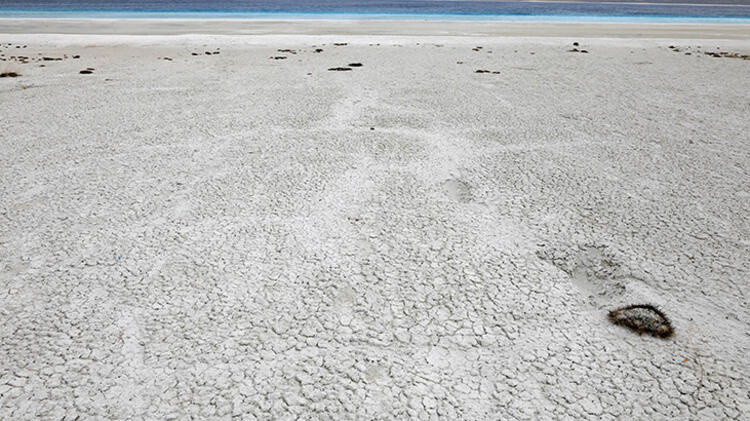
1 21 749 419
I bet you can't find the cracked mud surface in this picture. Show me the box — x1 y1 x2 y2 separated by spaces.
1 35 749 419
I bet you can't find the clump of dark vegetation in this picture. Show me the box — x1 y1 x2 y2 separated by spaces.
608 304 674 338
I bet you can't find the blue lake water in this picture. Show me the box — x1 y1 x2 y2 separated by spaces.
1 0 750 22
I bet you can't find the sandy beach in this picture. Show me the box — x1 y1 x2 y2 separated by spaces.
1 20 749 419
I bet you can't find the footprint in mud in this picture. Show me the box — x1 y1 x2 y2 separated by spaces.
442 179 473 203
355 238 375 255
538 244 630 308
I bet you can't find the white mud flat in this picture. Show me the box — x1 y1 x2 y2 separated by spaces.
1 32 749 419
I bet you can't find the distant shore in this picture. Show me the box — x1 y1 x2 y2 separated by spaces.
2 18 750 39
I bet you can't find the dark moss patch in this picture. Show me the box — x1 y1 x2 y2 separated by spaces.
608 304 674 338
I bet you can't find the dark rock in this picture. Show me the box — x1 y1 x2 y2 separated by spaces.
328 67 352 71
278 49 296 54
72 55 80 59
191 53 198 56
0 72 20 77
348 63 363 67
314 48 323 53
79 70 93 74
271 56 287 60
333 43 348 46
475 69 490 73
573 42 579 46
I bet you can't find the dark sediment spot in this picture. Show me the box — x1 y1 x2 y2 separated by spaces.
278 49 297 54
580 50 588 53
314 48 324 53
72 55 80 59
328 67 352 71
456 61 463 64
271 56 287 60
491 71 500 74
191 52 199 56
0 72 20 77
348 63 363 67
79 70 93 74
703 50 747 59
333 43 348 46
163 57 172 61
573 42 579 46
42 57 62 61
205 51 212 55
608 304 674 338
475 69 490 73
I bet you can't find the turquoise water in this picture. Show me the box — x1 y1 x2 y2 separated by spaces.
1 1 750 23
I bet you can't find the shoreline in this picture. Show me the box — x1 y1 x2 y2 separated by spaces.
2 18 750 38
